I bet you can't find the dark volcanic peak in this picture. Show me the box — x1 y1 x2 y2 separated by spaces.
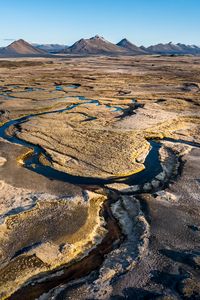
117 38 146 54
64 35 127 55
90 35 106 41
0 39 46 56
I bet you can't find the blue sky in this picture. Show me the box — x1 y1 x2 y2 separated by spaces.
0 0 199 47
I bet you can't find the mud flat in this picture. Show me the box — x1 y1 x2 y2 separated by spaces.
109 144 200 300
0 55 199 299
42 142 200 300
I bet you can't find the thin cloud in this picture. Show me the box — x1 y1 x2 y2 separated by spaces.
3 38 16 41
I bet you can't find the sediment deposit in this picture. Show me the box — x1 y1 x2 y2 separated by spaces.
0 55 199 299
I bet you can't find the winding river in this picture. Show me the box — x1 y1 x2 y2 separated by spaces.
0 84 163 186
1 84 199 299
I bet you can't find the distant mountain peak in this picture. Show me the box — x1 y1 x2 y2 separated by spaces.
117 38 133 46
9 39 30 47
0 39 46 55
119 38 130 43
90 35 108 42
117 38 146 54
64 35 126 55
15 39 25 43
93 35 102 39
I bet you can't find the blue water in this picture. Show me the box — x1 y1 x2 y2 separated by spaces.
0 84 133 112
0 104 162 185
0 84 163 186
55 84 81 91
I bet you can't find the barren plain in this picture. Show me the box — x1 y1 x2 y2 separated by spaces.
0 55 200 300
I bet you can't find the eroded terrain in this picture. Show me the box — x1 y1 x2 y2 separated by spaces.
0 55 200 299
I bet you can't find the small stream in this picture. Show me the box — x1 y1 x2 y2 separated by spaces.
0 83 128 112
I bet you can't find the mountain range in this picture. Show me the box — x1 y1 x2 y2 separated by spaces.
0 37 200 56
144 42 200 54
32 43 66 53
116 38 146 54
63 35 126 54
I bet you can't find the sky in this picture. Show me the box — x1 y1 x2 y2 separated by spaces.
0 0 200 47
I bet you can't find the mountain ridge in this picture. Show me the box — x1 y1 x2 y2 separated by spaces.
32 43 66 53
0 39 46 56
144 42 200 54
117 38 146 54
63 35 127 54
1 38 200 56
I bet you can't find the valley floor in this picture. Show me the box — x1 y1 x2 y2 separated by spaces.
0 55 199 299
